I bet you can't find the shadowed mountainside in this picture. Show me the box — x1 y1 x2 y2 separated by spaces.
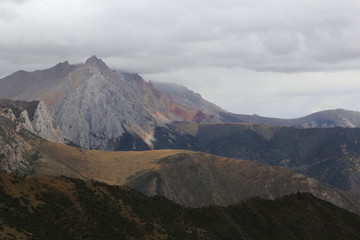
154 122 360 194
1 173 360 240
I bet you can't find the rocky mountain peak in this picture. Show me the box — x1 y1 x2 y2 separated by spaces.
85 55 109 71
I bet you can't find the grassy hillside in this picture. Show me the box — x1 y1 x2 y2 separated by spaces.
26 142 360 214
1 173 360 240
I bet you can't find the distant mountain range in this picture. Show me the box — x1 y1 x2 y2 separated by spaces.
154 122 360 194
1 56 360 151
2 173 360 240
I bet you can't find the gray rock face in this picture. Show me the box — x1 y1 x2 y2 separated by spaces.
52 58 178 150
32 101 64 144
0 56 221 150
0 113 38 173
0 99 64 144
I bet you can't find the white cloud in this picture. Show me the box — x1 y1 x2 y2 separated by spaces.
1 0 360 117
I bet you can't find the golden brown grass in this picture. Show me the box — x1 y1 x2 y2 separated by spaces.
37 141 190 185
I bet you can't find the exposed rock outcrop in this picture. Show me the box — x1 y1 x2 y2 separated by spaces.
0 99 64 144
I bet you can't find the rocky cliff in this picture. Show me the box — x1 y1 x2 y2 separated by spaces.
0 99 64 144
0 114 40 173
0 56 220 150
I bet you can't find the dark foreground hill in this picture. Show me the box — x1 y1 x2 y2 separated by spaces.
1 173 360 240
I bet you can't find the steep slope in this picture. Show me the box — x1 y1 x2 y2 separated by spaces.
0 61 79 104
1 173 360 240
0 115 41 173
0 99 64 144
0 56 218 150
153 82 230 122
154 122 360 194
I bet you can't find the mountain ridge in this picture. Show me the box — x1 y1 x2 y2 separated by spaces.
1 173 360 240
2 56 360 151
0 56 223 150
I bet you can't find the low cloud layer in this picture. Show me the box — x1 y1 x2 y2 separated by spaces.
1 0 360 117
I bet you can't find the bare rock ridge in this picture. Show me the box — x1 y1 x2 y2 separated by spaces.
85 55 109 71
0 112 40 173
0 56 222 150
0 99 64 144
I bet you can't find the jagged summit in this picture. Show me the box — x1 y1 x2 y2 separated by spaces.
85 55 109 71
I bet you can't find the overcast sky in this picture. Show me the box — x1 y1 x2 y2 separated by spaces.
1 0 360 118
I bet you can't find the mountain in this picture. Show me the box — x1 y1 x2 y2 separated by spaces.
230 108 360 128
153 82 360 128
154 122 360 194
0 56 223 150
1 173 360 240
1 116 360 214
152 81 360 128
152 82 232 122
2 56 360 150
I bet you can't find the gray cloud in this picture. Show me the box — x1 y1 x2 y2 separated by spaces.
0 8 16 21
1 0 360 117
